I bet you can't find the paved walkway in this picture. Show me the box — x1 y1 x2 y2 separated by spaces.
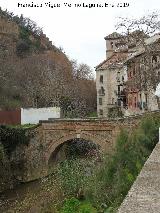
118 142 160 213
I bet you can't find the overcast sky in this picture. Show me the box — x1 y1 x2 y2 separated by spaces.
0 0 160 72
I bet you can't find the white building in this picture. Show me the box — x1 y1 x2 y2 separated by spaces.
95 32 128 117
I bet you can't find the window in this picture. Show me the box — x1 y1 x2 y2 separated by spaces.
110 42 114 49
99 86 105 96
118 85 120 93
133 68 135 76
100 75 103 83
99 98 102 105
99 109 103 116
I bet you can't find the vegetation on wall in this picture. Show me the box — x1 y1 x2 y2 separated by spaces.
0 143 13 192
0 125 30 157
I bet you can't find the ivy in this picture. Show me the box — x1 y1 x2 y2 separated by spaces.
0 125 30 157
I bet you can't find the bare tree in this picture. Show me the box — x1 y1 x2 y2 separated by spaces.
71 60 94 80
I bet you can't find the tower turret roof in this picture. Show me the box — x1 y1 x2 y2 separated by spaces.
104 32 122 40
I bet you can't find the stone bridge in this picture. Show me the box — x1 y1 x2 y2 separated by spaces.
12 117 141 182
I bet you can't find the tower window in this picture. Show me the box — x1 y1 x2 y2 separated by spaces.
99 98 102 105
101 86 105 95
100 75 103 83
110 42 114 49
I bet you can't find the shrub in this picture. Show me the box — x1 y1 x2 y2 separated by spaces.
57 158 96 196
59 198 97 213
53 114 160 212
16 39 31 56
60 197 80 213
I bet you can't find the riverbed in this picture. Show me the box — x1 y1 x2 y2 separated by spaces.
0 172 63 213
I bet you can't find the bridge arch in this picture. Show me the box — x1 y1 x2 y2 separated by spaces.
44 132 111 164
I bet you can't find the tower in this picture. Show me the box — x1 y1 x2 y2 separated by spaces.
104 32 122 59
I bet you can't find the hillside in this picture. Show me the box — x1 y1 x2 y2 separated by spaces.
0 8 96 117
0 9 72 108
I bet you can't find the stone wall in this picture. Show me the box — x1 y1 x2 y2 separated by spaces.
118 142 160 213
0 145 13 193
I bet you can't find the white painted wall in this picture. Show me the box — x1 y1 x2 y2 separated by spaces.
21 107 60 124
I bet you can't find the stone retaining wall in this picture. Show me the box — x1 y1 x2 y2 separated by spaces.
118 142 160 213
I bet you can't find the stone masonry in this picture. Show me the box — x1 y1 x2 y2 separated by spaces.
11 116 141 182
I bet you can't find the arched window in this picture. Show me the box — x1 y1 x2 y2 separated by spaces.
110 42 114 49
101 86 105 95
100 75 103 83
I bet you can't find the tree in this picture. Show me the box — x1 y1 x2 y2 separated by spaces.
116 12 160 40
67 60 96 117
71 60 94 80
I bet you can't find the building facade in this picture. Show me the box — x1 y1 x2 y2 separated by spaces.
96 32 160 118
96 32 128 117
125 34 160 114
